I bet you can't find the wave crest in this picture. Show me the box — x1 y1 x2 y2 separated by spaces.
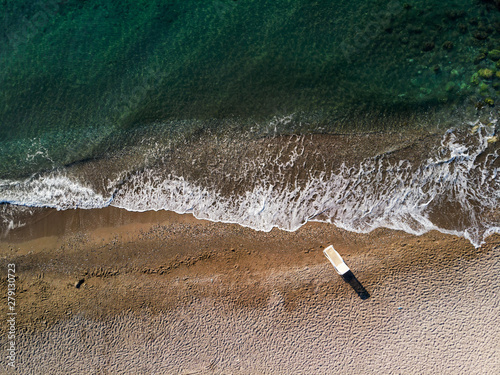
1 124 498 247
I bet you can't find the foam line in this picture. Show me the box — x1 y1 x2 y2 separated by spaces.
1 124 498 248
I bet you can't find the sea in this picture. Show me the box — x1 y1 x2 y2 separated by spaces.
0 0 499 247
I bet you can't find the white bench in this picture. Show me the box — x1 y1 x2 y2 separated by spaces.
323 245 350 275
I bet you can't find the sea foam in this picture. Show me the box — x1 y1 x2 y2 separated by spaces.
1 124 498 247
0 173 111 209
111 123 499 247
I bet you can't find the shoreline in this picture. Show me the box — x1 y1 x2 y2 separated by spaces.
2 125 498 249
1 207 499 373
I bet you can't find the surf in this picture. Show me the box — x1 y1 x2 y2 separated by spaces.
1 121 497 248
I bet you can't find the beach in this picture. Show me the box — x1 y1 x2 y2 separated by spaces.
2 1 500 373
1 207 498 374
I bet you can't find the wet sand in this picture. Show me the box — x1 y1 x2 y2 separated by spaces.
0 207 499 374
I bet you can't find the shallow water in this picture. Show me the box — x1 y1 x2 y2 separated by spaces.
1 0 499 246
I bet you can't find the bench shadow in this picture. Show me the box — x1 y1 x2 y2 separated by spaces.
341 270 370 300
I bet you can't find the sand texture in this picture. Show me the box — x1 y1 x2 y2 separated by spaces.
0 208 499 374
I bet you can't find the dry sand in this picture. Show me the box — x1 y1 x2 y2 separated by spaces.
0 207 499 374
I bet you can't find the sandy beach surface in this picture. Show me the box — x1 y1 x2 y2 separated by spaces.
0 207 499 374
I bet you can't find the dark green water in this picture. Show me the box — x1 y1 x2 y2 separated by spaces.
2 0 499 176
1 0 499 246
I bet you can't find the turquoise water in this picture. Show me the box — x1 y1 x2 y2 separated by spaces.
1 0 499 246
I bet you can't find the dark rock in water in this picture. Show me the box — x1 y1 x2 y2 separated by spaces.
422 42 435 52
480 0 500 10
474 52 488 64
471 38 485 47
478 68 494 79
408 25 423 34
478 22 495 35
474 30 489 40
445 81 456 92
446 10 466 21
442 41 454 50
488 49 500 61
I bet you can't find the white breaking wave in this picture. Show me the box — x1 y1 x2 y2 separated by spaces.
0 173 112 210
111 123 499 247
1 124 498 247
